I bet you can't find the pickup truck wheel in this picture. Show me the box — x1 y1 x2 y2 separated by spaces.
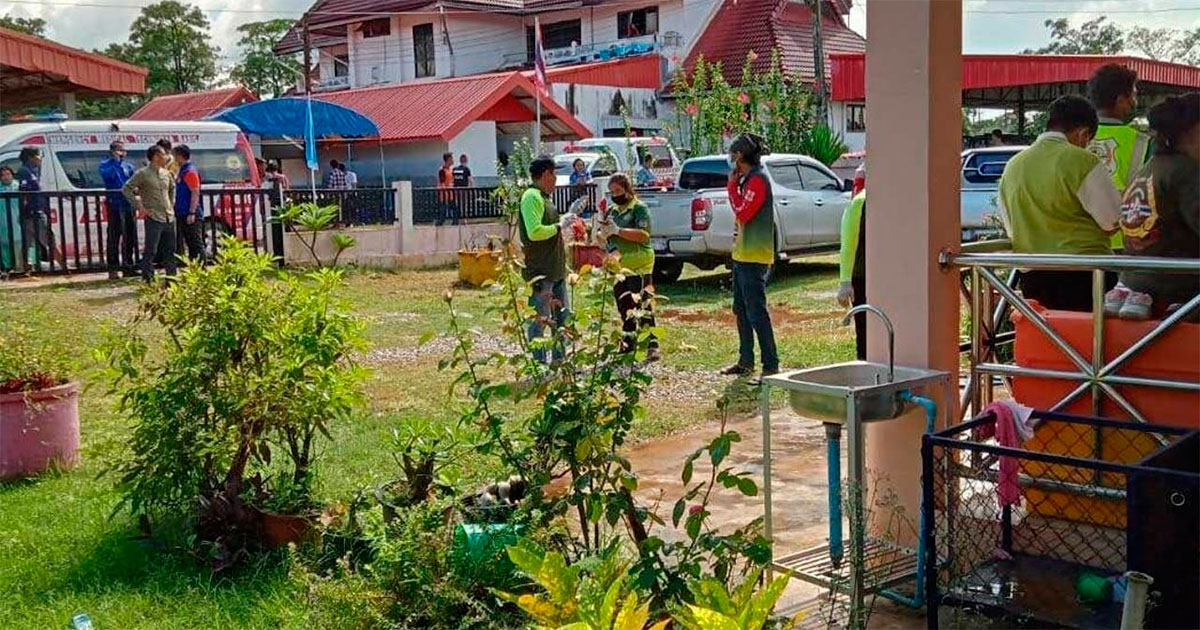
652 260 684 284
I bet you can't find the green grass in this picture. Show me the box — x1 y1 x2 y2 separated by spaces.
0 259 851 629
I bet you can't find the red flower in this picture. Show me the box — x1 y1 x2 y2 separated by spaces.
685 103 699 116
737 92 750 104
688 504 704 515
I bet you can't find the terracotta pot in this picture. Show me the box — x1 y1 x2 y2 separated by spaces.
0 382 80 481
259 511 318 549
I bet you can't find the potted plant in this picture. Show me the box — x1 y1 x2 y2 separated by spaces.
457 234 505 288
376 425 456 524
0 323 79 480
101 239 367 568
318 487 376 572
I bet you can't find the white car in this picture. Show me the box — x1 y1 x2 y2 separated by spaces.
554 152 618 189
960 146 1026 241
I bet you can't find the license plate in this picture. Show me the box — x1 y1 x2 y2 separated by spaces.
651 238 668 252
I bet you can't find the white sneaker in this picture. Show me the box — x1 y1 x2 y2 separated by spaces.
1119 291 1153 321
1104 285 1130 317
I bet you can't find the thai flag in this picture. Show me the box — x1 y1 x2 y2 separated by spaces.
533 17 548 94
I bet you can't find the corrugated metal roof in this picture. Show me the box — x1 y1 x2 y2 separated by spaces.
680 0 865 88
830 53 1200 103
128 87 260 121
0 25 147 110
316 71 590 142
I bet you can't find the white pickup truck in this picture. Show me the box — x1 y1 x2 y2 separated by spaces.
960 145 1025 241
639 154 852 283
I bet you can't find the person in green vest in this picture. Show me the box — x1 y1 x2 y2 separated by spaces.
519 157 573 363
838 190 868 360
998 95 1122 312
720 133 778 382
597 173 661 361
1087 63 1153 251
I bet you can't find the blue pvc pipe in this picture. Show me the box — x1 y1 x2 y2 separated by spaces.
826 426 844 568
880 391 938 609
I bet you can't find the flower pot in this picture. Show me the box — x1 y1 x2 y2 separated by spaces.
319 532 376 572
571 244 606 271
375 480 410 525
259 511 318 549
0 382 80 481
458 249 502 287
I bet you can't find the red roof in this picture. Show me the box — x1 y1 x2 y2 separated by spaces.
317 71 590 142
831 53 1200 104
681 0 864 87
523 55 665 90
128 87 260 121
0 26 147 110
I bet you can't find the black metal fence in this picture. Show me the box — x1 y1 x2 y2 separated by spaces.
923 411 1198 629
282 187 395 226
412 184 598 225
0 188 274 276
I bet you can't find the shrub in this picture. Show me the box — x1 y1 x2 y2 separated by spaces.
100 239 367 566
0 321 70 394
275 202 359 268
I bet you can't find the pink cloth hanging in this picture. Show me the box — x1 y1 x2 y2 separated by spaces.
979 401 1035 508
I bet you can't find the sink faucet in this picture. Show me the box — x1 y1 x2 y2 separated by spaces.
842 304 895 382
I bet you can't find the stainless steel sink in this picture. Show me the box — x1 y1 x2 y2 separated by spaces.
763 361 949 424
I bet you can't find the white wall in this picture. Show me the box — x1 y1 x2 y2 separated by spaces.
349 17 404 86
829 101 867 153
448 121 499 179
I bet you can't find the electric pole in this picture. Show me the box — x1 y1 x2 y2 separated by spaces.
809 0 827 125
302 17 313 96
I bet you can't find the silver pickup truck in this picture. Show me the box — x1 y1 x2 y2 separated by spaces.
960 146 1025 241
639 154 852 283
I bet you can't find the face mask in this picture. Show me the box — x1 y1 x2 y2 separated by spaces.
611 194 629 206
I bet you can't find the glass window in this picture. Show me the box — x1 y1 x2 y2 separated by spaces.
799 164 841 191
592 155 617 177
361 18 391 38
55 149 252 189
413 23 436 79
963 151 1015 184
767 162 803 190
641 145 673 168
333 53 350 78
846 103 865 132
526 19 582 61
678 158 729 190
618 7 659 39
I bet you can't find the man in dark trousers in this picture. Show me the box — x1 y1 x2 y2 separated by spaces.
124 145 177 282
452 154 475 187
838 190 868 360
720 133 778 382
519 157 572 363
173 145 205 262
99 140 137 278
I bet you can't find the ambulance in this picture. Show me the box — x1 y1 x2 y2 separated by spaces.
0 120 262 262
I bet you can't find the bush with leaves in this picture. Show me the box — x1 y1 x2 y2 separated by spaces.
0 320 71 394
672 569 797 630
274 202 358 268
100 239 367 566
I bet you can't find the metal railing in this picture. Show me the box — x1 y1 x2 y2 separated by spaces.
0 188 274 276
282 187 395 226
411 184 598 225
943 245 1200 425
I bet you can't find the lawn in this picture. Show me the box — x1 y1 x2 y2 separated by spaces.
0 259 852 630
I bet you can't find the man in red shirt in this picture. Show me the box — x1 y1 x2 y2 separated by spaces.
436 152 459 225
720 133 778 381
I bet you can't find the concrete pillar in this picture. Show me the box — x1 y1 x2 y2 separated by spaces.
59 92 77 119
863 0 962 538
393 180 414 254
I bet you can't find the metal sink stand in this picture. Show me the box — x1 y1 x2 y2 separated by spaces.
760 361 950 625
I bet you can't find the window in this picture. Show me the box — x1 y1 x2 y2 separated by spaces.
618 7 658 39
677 158 730 190
799 164 841 191
767 162 803 190
333 53 350 78
591 155 617 177
846 103 865 133
55 149 252 189
413 23 436 78
526 19 582 61
640 145 673 169
962 151 1016 184
361 18 391 38
609 91 627 116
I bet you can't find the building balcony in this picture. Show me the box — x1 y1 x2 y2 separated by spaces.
314 75 351 92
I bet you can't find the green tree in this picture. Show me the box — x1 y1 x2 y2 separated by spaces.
125 1 219 94
1128 26 1200 65
0 14 46 36
230 19 300 98
1025 16 1125 55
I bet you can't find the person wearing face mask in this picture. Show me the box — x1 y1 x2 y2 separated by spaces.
598 173 660 361
720 133 778 381
998 95 1122 311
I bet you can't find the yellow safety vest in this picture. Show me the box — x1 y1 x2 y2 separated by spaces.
1089 122 1152 250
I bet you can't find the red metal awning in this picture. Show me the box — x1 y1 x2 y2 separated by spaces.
522 55 666 90
128 87 259 121
317 71 590 143
0 26 147 110
831 53 1200 106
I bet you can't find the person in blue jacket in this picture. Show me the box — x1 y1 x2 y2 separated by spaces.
99 140 137 279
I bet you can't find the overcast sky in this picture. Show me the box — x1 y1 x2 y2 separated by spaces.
1 0 1198 68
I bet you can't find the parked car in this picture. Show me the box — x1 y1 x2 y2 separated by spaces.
563 136 680 187
554 152 617 189
638 154 852 283
960 146 1024 241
